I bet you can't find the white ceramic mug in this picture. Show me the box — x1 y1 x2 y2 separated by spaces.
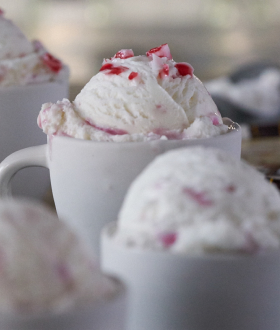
0 277 126 330
102 222 280 330
0 81 68 200
0 119 241 253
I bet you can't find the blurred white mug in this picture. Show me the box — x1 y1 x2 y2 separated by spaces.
0 118 241 254
102 222 280 330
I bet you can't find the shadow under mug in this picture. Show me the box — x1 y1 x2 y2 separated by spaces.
0 119 241 254
102 222 280 330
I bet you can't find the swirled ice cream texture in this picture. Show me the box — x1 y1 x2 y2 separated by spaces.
0 10 68 87
0 199 117 315
38 44 228 142
114 147 280 254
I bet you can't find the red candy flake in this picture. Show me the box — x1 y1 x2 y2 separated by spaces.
41 53 62 73
128 71 138 80
99 63 113 71
183 187 213 207
146 43 172 60
99 63 129 75
0 9 4 15
175 62 194 77
114 49 134 59
158 232 177 247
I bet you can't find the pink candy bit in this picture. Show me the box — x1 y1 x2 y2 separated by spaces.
114 49 134 59
225 184 236 193
99 63 129 75
146 43 172 60
207 113 220 126
128 71 138 80
183 187 213 206
56 131 72 138
212 116 220 126
85 119 128 135
153 128 184 140
175 62 194 77
41 53 62 73
55 262 72 283
155 104 167 113
98 126 128 135
0 8 4 15
158 232 177 247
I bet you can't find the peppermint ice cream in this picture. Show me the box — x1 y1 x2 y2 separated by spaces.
0 9 68 87
38 44 228 142
113 147 280 254
0 199 117 315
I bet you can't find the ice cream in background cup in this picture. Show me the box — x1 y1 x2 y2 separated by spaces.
0 44 241 254
102 146 280 330
0 198 126 330
0 9 69 200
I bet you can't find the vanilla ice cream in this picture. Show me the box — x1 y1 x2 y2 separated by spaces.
38 44 228 142
0 199 117 315
0 9 68 87
113 147 280 254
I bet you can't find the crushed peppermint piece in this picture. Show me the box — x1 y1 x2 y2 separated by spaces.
146 43 172 60
114 49 134 59
175 62 194 77
41 53 62 73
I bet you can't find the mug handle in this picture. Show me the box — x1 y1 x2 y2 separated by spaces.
0 145 48 197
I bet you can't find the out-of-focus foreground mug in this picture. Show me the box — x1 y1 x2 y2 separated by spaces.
102 222 280 330
0 119 241 253
0 81 68 200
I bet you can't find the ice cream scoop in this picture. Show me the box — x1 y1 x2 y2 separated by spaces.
0 9 68 87
38 44 228 142
0 199 117 315
114 146 280 254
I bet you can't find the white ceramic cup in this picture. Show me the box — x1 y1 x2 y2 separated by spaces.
0 277 126 330
102 222 280 330
0 119 241 253
0 81 68 200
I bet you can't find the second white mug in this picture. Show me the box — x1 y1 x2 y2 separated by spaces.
102 222 280 330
